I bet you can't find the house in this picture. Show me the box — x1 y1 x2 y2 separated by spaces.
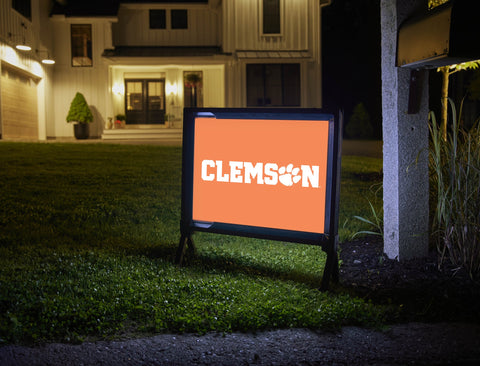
0 0 331 141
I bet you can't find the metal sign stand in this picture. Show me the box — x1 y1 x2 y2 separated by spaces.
176 108 342 291
176 231 196 265
320 237 339 290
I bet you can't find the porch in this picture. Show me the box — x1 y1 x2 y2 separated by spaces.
102 125 182 143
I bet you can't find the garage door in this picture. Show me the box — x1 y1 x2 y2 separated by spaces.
1 65 38 140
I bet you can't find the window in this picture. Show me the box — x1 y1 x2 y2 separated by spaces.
246 64 300 107
263 0 281 34
71 25 92 67
149 9 166 29
171 9 188 29
125 79 166 125
126 81 143 111
12 0 31 20
184 71 203 108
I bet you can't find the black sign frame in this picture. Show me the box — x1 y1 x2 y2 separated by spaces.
177 108 342 289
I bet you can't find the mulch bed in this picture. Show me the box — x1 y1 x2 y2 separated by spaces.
338 236 480 323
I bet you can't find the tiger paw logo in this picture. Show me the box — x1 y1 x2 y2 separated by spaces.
278 164 301 187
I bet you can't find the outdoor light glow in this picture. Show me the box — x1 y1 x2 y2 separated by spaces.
112 83 124 95
4 46 19 65
32 61 44 77
16 44 31 51
166 82 178 95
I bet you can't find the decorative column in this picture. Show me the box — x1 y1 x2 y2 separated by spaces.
381 0 429 260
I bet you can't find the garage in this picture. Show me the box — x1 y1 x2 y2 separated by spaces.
1 63 38 140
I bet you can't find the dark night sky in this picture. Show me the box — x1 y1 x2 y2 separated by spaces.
322 0 382 139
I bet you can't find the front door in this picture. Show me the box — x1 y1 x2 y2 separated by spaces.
125 79 165 124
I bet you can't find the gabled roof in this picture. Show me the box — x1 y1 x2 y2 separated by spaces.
50 0 120 17
102 46 226 58
121 1 208 3
50 0 209 17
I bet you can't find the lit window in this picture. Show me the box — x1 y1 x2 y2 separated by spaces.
71 24 92 67
184 71 203 108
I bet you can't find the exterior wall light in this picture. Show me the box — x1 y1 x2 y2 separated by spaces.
8 32 31 51
9 23 31 51
37 49 55 64
112 83 125 95
166 82 178 95
16 42 31 51
41 57 55 65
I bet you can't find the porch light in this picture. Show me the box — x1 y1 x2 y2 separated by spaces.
8 33 31 51
166 82 178 95
41 56 55 65
9 23 31 52
37 49 55 64
112 83 125 95
16 41 31 51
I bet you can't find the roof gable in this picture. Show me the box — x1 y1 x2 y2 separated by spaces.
50 0 209 17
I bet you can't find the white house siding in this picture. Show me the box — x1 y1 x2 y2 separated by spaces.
202 67 225 107
113 4 220 47
0 0 54 140
222 0 311 52
1 0 328 140
108 63 225 126
50 18 114 138
1 64 38 139
222 0 323 108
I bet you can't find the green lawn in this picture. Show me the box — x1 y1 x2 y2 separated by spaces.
0 142 384 343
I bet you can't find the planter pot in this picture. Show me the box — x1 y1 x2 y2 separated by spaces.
74 123 89 140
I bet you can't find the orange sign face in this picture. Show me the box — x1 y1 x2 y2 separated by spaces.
192 117 330 234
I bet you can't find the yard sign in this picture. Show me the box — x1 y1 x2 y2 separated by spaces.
177 108 342 289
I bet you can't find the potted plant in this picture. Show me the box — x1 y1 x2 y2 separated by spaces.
115 114 126 128
66 92 93 139
184 72 202 107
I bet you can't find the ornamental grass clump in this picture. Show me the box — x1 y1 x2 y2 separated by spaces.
429 99 480 280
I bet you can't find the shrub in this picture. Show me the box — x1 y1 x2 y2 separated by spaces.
429 99 480 279
345 103 373 139
66 92 93 124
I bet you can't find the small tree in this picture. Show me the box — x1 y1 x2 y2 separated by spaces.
66 92 93 124
437 61 480 141
428 0 449 10
345 103 373 139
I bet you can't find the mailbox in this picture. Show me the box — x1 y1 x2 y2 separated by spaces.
397 0 480 68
